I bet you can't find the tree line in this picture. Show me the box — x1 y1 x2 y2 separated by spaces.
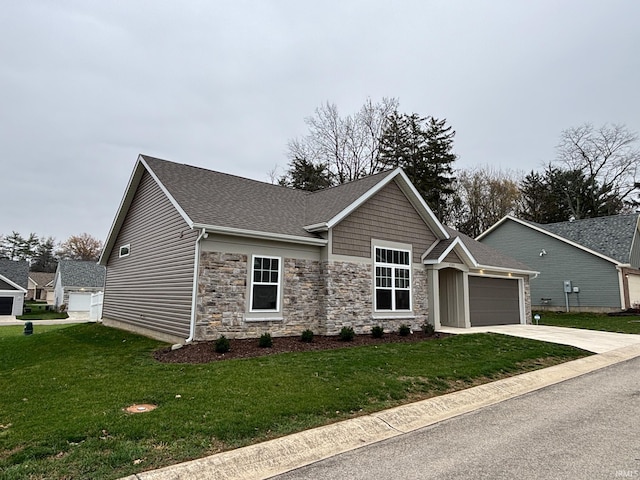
0 232 103 272
277 98 640 238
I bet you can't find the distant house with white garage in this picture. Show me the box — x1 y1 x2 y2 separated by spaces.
0 259 28 316
53 260 106 312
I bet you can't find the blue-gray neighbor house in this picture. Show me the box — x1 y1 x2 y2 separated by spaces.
477 214 640 312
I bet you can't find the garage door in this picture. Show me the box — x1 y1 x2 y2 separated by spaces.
627 274 640 308
469 276 520 326
0 297 13 315
68 293 92 312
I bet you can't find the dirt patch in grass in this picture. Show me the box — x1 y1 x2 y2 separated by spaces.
154 331 448 364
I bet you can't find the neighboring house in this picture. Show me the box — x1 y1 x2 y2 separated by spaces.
0 259 28 316
53 260 106 312
99 155 536 344
27 272 55 303
478 214 640 312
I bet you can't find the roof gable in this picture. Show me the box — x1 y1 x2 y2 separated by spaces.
305 168 449 239
29 272 55 287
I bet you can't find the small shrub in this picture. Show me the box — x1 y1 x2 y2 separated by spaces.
422 322 435 336
300 329 314 343
214 335 230 353
339 326 355 342
398 324 411 336
258 333 273 348
371 325 384 338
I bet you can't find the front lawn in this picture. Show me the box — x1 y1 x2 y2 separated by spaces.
536 311 640 334
0 324 589 480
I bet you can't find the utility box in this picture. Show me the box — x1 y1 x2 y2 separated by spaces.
23 321 33 336
573 286 580 293
563 280 573 293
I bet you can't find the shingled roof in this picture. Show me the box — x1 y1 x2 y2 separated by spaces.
521 214 639 263
0 259 29 289
142 155 399 238
57 260 106 288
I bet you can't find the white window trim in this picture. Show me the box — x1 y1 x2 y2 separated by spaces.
249 254 282 313
373 245 412 312
119 244 131 258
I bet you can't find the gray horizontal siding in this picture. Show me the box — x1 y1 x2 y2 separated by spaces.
481 220 621 309
103 170 198 339
332 180 437 262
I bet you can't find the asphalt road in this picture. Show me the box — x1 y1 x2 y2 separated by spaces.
272 356 640 480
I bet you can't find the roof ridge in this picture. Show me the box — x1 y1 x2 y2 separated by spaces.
141 154 308 196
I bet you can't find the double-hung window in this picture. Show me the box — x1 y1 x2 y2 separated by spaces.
250 255 281 311
375 247 411 311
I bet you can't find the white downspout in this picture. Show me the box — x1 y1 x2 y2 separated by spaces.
186 228 207 343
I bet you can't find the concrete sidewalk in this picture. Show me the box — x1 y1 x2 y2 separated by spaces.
0 316 94 326
123 332 640 480
438 324 640 353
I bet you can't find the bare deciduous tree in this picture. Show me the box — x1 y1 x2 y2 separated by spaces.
556 123 640 206
285 97 399 185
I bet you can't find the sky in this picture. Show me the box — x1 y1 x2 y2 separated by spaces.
1 0 639 244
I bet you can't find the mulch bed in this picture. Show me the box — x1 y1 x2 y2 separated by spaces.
154 331 448 364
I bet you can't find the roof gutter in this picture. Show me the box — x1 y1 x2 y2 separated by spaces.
192 223 327 246
186 228 207 343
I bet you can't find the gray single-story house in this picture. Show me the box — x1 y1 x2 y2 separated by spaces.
53 260 106 312
0 259 28 316
99 155 536 344
477 214 640 312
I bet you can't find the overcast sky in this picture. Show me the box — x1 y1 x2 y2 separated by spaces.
2 0 639 244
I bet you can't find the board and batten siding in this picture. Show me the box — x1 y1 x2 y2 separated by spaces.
481 220 621 309
103 170 198 339
332 180 438 263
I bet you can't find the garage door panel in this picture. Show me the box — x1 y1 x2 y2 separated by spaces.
469 276 520 327
627 275 640 308
68 293 92 311
0 297 13 315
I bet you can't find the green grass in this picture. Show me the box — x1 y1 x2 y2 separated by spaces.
0 324 589 480
536 311 640 334
0 324 78 339
17 303 68 320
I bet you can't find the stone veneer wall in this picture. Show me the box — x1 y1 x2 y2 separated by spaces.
195 252 431 340
322 261 429 335
523 277 532 324
195 252 323 340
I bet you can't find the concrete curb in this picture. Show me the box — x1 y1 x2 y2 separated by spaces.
126 343 640 480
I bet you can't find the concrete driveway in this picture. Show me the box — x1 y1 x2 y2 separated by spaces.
437 324 640 353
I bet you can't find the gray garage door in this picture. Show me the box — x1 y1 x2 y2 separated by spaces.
469 276 520 326
0 297 14 315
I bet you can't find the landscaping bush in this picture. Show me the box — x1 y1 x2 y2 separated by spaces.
422 322 435 337
215 335 230 353
258 333 273 348
300 329 314 343
398 324 411 336
339 326 355 342
371 325 384 338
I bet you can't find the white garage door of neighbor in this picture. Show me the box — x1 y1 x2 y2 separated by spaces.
68 292 92 311
627 274 640 308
